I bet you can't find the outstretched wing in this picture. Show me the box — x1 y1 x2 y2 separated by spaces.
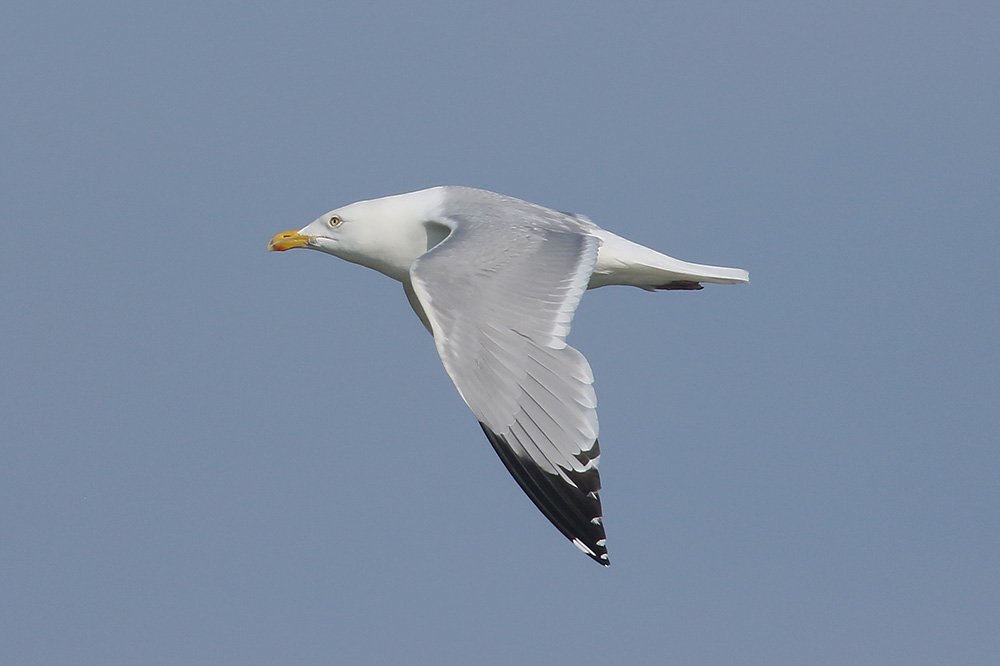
409 220 609 565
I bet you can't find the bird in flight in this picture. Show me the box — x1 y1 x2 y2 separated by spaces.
269 186 748 565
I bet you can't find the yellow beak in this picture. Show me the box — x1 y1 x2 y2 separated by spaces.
268 231 311 252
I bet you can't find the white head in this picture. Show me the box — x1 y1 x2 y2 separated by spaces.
268 187 449 282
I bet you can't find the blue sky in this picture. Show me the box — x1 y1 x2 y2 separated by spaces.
3 2 998 664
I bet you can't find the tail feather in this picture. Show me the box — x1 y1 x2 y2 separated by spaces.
590 229 749 289
641 255 750 286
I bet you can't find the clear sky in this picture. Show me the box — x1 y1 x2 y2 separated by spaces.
3 2 998 664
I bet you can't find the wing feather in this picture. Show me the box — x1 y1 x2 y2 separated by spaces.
409 217 609 565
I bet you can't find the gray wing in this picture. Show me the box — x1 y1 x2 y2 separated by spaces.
409 220 609 565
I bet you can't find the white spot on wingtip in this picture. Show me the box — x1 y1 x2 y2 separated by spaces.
572 538 597 557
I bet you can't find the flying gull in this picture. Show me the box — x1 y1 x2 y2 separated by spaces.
268 186 748 565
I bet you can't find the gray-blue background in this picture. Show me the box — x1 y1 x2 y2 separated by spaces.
3 2 997 664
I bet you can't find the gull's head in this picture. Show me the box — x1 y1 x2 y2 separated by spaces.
268 187 449 282
268 210 348 254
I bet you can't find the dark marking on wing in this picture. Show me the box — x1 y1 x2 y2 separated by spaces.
480 422 610 566
655 280 704 290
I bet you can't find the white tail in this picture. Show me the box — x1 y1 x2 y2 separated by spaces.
589 229 749 290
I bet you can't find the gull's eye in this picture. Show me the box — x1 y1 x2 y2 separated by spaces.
328 215 343 228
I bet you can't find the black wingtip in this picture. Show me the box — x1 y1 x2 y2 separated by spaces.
479 422 610 566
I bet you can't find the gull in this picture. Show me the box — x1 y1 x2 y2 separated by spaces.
269 186 748 565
